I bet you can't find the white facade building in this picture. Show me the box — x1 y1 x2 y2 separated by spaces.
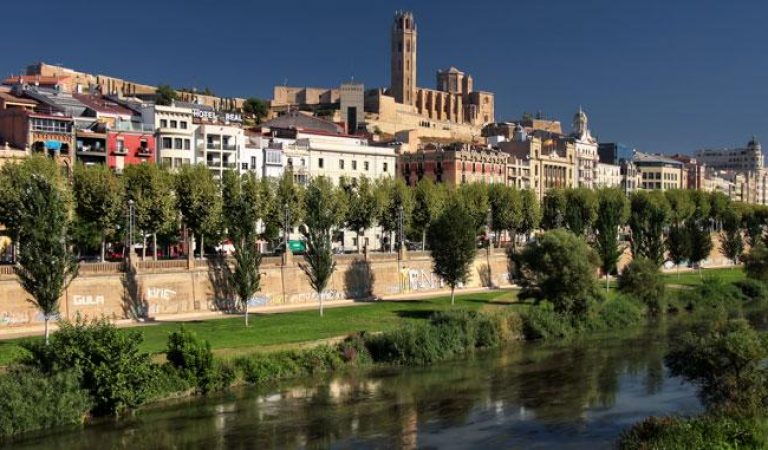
571 107 599 188
195 122 244 178
140 104 195 168
595 162 621 188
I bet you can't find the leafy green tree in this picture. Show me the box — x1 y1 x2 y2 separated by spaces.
72 164 123 261
665 319 768 411
541 189 567 230
242 97 269 123
618 257 666 315
709 191 731 230
593 188 628 289
742 242 768 283
666 225 690 276
518 189 540 244
721 208 744 265
688 219 713 275
739 204 766 246
564 188 598 237
222 171 262 323
628 191 670 266
14 172 78 343
411 178 446 250
300 177 345 316
426 203 478 304
271 170 304 251
517 229 601 318
174 164 222 259
664 189 694 226
689 190 712 222
488 184 521 248
0 157 66 260
345 176 383 252
377 178 413 252
155 84 178 106
457 183 490 233
123 163 176 260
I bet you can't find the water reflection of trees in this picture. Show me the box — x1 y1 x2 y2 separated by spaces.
13 321 685 450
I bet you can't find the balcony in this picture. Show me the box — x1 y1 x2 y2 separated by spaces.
113 146 128 155
222 144 238 151
114 122 155 133
137 147 152 157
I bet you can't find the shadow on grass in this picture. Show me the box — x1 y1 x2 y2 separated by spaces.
395 310 436 320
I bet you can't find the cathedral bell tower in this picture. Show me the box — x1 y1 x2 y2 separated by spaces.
391 11 417 106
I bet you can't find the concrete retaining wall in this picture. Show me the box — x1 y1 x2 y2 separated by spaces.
0 250 513 328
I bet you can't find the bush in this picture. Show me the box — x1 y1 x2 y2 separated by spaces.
166 327 233 393
21 317 154 416
594 296 646 330
743 243 768 283
0 368 90 440
517 229 602 318
618 415 768 450
665 319 768 412
521 302 575 340
684 277 746 314
235 345 344 385
735 279 768 304
618 258 666 315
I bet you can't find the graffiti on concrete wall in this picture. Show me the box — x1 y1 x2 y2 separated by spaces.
0 312 25 325
146 287 177 300
290 289 345 303
73 295 105 306
400 268 444 293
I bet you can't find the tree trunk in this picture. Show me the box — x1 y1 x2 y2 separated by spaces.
319 291 324 317
142 233 147 260
100 230 106 262
153 233 158 261
358 230 363 254
422 229 426 252
200 235 205 259
245 304 249 327
451 286 455 305
606 272 610 293
44 318 49 345
389 231 394 253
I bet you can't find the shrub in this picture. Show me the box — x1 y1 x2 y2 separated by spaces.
594 296 646 330
517 229 602 318
665 319 768 412
743 243 768 283
618 415 768 450
0 368 90 440
618 257 666 315
684 277 745 314
21 317 154 416
339 332 372 365
521 302 575 340
735 279 768 304
235 346 344 385
166 327 233 393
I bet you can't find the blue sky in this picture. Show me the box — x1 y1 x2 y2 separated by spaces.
1 0 766 153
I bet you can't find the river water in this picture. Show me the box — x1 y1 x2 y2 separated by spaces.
9 322 701 450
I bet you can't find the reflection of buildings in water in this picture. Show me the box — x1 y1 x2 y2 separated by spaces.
398 401 418 450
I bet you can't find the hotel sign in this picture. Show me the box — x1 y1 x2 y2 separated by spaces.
192 109 242 123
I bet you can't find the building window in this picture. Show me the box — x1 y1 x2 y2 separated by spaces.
180 121 188 129
251 156 257 169
162 137 172 149
241 163 248 170
116 139 124 153
184 139 190 150
339 160 345 170
352 160 357 170
364 161 370 171
318 158 324 168
160 119 168 128
162 157 172 167
170 120 178 128
383 162 388 172
174 138 182 149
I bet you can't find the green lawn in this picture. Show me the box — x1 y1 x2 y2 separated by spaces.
0 290 521 365
660 267 745 287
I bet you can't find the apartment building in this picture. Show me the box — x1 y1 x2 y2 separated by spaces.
634 152 685 191
195 121 244 179
140 104 194 168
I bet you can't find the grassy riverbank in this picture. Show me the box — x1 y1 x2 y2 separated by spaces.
0 266 742 366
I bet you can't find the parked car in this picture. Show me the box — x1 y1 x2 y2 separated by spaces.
273 240 307 256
